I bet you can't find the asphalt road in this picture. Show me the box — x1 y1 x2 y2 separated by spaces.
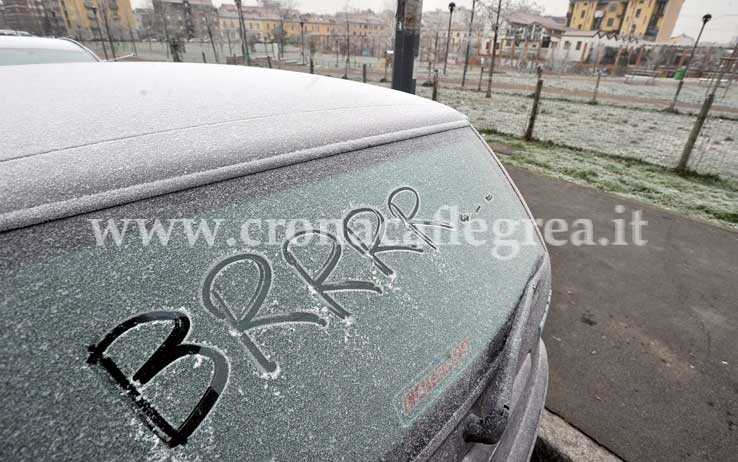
506 167 738 462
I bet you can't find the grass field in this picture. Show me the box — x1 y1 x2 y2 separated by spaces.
483 131 738 230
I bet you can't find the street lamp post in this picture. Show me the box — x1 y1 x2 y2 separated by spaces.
669 13 711 111
485 0 502 98
234 0 250 65
461 0 477 88
443 2 455 75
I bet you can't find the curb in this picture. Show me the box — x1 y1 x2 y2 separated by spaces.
531 409 624 462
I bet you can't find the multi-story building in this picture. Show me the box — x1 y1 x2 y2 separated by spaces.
152 0 216 41
290 13 336 52
61 0 136 41
333 10 389 57
490 12 567 64
567 0 684 41
217 3 339 55
134 7 155 39
2 0 67 36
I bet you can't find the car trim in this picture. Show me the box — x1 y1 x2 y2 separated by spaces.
0 119 469 232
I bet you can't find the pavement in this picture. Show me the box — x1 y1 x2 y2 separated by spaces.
532 409 623 462
506 167 738 462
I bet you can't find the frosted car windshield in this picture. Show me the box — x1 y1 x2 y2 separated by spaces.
0 127 544 461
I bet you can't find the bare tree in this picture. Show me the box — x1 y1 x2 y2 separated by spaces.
273 0 298 60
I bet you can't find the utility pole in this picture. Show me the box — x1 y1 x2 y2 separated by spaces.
669 13 711 111
343 13 350 79
204 12 218 64
461 0 477 88
97 0 116 59
443 2 455 75
90 6 108 60
300 17 305 65
234 0 250 65
127 20 137 55
485 0 502 98
392 0 424 93
160 7 171 60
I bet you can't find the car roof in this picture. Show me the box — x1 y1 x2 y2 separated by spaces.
0 35 86 50
0 62 468 232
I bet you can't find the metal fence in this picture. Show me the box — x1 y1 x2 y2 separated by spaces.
78 40 738 180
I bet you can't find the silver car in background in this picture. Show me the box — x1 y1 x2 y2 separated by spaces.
0 35 99 65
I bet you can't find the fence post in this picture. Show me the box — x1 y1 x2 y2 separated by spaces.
524 74 544 141
202 51 207 63
677 93 715 173
478 65 484 91
310 58 314 74
591 69 601 104
267 56 272 68
362 63 367 83
432 69 439 101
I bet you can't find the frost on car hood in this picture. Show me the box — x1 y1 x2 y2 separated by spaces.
0 128 543 461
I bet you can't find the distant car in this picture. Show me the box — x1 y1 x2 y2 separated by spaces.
0 63 550 462
0 35 99 65
0 29 33 36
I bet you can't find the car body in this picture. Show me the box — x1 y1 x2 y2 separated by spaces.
0 35 99 65
0 63 550 462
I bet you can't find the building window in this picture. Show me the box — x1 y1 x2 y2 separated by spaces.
564 41 571 49
580 10 586 18
607 18 614 26
609 3 617 12
635 8 641 18
575 41 582 50
630 24 636 34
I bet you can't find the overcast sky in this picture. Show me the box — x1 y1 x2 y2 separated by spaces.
134 0 738 44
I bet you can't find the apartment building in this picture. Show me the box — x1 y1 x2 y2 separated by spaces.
151 0 216 41
2 0 67 36
567 0 684 41
62 0 137 41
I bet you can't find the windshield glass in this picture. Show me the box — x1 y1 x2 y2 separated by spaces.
0 127 543 461
0 47 97 65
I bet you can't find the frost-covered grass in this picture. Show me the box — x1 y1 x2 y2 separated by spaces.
483 131 738 230
408 84 738 180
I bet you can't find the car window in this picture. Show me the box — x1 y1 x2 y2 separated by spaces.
0 47 97 65
0 127 544 461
